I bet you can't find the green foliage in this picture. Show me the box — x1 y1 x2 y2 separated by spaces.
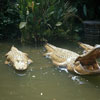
0 0 20 40
83 4 87 17
71 0 100 20
17 0 81 43
0 0 100 42
19 22 27 29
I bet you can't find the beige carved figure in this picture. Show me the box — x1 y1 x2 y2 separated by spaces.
5 46 32 70
44 43 100 75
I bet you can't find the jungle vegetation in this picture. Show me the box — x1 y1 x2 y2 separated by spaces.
0 0 100 43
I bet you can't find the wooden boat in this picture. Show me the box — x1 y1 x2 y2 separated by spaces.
5 46 32 70
44 43 100 75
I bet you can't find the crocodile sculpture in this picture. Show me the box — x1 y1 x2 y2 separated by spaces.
5 46 32 70
44 43 100 75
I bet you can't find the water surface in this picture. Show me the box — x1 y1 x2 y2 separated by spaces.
0 41 100 100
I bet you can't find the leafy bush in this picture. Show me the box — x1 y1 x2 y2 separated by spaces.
0 0 99 42
17 0 82 43
0 0 20 40
0 0 83 42
71 0 100 20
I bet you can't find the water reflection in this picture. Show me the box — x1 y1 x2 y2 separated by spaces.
15 70 27 76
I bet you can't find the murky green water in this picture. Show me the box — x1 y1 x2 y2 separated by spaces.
0 41 100 100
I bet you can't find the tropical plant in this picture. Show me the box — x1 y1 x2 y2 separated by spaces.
0 0 20 40
71 0 100 20
16 0 82 43
0 0 100 42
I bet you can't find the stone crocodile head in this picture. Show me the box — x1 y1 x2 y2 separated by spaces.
13 59 32 70
5 46 32 70
44 43 100 75
73 45 100 75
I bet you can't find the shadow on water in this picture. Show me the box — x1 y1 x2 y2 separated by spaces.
14 70 27 76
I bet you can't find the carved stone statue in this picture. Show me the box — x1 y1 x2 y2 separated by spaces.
44 43 100 75
5 46 32 70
